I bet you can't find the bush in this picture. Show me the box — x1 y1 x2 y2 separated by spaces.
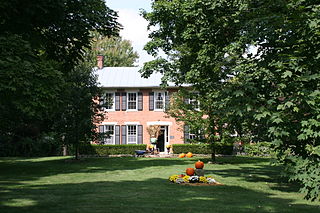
172 143 233 155
80 144 147 156
243 142 273 157
0 133 61 157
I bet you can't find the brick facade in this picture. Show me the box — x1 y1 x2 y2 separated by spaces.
98 88 185 152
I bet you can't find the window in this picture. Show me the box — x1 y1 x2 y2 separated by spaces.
188 93 200 110
154 92 165 110
127 125 137 144
104 93 114 110
127 92 137 110
99 125 115 145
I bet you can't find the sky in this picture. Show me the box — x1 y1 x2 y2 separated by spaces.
106 0 154 67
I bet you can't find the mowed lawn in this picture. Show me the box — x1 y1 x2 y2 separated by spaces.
0 156 319 213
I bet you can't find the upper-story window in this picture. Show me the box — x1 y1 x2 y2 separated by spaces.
100 92 115 111
154 91 165 110
187 93 200 110
105 92 115 110
127 92 137 110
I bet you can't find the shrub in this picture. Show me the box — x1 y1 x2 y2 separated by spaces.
172 143 233 155
243 142 273 157
80 144 147 156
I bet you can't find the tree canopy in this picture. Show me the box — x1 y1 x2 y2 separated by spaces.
0 0 120 157
88 32 139 67
142 0 320 201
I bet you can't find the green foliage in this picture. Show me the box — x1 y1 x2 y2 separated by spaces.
244 142 274 157
172 143 233 155
0 134 61 157
80 144 147 156
0 0 120 158
88 33 139 67
142 0 320 201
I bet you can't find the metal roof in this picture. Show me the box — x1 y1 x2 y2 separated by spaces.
95 67 178 88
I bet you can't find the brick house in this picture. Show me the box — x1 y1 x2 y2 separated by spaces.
95 57 191 153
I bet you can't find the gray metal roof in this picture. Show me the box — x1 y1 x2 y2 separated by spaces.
95 67 178 88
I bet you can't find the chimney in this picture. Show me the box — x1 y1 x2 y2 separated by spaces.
97 55 104 69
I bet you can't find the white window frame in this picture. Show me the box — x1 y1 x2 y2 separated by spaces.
100 125 115 145
154 91 166 111
127 125 138 144
104 92 115 111
188 93 200 110
127 92 138 111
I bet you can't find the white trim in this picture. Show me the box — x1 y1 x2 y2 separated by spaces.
101 122 118 125
126 124 138 144
127 91 138 111
147 121 172 126
124 122 140 125
153 91 166 111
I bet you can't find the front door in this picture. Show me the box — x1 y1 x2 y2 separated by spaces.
157 126 168 152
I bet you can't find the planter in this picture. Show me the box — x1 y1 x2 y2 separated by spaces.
150 138 157 144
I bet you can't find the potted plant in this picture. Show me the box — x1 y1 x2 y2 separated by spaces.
147 125 161 144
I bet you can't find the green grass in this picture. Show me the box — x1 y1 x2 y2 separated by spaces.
0 156 319 213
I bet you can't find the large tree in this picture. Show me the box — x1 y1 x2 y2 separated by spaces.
88 32 139 67
141 0 320 200
0 0 120 155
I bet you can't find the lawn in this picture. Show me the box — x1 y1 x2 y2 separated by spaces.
0 156 319 213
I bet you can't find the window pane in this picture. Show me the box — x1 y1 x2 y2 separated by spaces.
128 93 137 109
101 125 114 145
127 125 137 144
155 92 164 110
105 93 114 109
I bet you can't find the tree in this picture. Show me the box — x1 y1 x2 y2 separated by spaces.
0 0 120 156
88 32 139 67
141 0 320 200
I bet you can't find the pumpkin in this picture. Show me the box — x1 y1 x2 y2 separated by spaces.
186 152 193 158
195 169 205 176
195 160 204 169
186 168 195 176
179 153 186 158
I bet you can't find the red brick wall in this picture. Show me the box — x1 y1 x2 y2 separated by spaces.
100 88 184 146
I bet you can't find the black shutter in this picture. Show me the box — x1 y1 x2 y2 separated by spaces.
121 125 127 144
115 92 120 111
138 125 143 144
165 91 170 110
184 125 190 143
149 92 154 111
138 92 143 111
99 94 104 108
115 125 120 145
122 92 127 111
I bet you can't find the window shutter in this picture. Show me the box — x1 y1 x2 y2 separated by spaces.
121 125 127 144
184 125 190 144
165 91 170 110
99 95 104 108
115 92 120 111
115 125 120 145
99 125 104 144
138 125 143 144
149 92 154 111
121 92 127 111
184 97 189 105
138 92 143 111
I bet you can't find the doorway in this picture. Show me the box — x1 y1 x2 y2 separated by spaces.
157 126 168 152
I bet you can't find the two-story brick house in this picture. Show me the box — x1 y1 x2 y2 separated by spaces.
95 57 189 153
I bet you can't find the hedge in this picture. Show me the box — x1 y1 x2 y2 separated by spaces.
243 142 273 157
79 144 147 156
172 143 233 155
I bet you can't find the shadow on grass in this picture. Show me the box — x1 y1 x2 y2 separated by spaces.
1 178 319 213
0 156 192 183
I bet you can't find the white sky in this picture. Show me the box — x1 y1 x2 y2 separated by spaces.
106 0 154 67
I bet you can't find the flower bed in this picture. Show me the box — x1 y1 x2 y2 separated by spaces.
169 175 223 185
